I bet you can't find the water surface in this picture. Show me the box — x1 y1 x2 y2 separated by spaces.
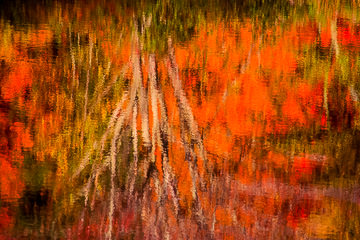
0 0 360 239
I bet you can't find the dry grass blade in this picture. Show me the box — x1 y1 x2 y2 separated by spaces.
127 99 138 196
138 73 151 146
106 25 146 239
156 104 180 217
72 92 129 180
179 116 206 226
69 28 77 99
132 22 151 146
88 62 129 116
166 38 208 169
148 54 159 169
126 25 146 198
106 102 132 240
81 36 94 143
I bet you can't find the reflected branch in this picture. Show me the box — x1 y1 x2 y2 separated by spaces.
166 38 208 170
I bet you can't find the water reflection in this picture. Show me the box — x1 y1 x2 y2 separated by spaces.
0 0 360 239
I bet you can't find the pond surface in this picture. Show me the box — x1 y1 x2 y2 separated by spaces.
0 0 360 239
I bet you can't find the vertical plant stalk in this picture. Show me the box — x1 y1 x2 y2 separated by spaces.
152 169 170 240
138 79 151 146
324 73 330 129
156 92 180 217
128 99 138 196
69 28 77 100
179 115 206 227
147 57 181 233
72 92 129 180
107 25 148 238
106 102 132 240
88 63 129 116
146 51 182 234
154 64 190 238
132 21 151 146
148 54 173 239
81 36 93 144
106 72 137 239
331 19 339 57
211 207 216 238
83 90 129 206
127 23 147 198
166 38 208 169
149 54 159 168
141 181 159 240
166 38 214 235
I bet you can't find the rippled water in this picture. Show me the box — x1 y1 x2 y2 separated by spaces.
0 1 360 239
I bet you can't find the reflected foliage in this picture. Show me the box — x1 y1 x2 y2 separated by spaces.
0 0 360 239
